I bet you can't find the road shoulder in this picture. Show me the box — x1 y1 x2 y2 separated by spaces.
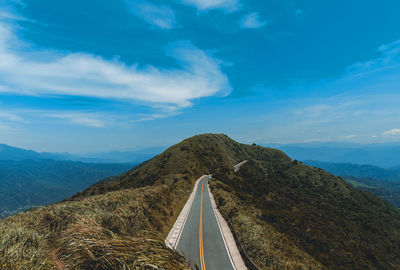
207 183 247 270
165 175 205 250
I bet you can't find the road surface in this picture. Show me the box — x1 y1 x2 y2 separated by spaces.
175 175 236 270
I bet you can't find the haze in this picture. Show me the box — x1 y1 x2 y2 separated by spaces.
1 0 400 153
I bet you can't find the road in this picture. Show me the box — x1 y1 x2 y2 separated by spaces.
175 175 235 270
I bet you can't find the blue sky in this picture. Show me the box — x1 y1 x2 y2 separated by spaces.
1 0 400 153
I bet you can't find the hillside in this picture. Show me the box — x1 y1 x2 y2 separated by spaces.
302 160 400 208
0 134 400 269
0 160 132 218
342 176 400 208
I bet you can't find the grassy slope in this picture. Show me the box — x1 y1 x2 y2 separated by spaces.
1 134 400 269
343 176 400 208
209 143 400 269
0 134 237 269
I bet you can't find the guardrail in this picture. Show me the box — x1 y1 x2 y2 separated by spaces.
219 212 260 270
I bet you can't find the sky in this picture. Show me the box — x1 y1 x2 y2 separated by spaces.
0 0 400 153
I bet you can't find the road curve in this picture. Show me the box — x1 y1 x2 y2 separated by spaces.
166 175 246 270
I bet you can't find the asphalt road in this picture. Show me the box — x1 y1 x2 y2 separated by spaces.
177 176 234 270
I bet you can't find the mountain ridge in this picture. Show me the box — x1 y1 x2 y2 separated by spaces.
0 159 132 218
268 142 400 168
0 143 164 163
0 134 399 269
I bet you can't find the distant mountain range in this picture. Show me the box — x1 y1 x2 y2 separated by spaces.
268 141 400 168
304 160 400 182
0 143 163 218
0 159 133 218
0 143 165 163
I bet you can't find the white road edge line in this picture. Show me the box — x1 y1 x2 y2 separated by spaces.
165 175 207 250
207 180 248 270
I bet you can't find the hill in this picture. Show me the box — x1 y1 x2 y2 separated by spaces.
0 134 399 269
0 160 132 218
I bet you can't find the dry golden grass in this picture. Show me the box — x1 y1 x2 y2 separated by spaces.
0 185 190 269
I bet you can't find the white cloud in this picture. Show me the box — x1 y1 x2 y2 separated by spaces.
179 0 240 12
341 134 357 139
0 123 12 131
239 12 267 29
0 111 24 122
44 112 106 128
382 129 400 136
0 22 231 110
346 39 400 75
124 0 176 29
0 10 24 21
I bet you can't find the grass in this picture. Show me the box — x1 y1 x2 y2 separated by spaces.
0 185 191 269
211 154 400 269
210 179 324 270
1 133 400 269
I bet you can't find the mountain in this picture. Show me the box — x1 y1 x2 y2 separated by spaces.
0 143 43 160
80 147 166 163
0 159 132 218
1 134 399 269
268 142 400 168
0 143 164 163
304 160 400 182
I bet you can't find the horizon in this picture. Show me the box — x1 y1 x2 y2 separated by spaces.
1 0 400 152
4 135 400 155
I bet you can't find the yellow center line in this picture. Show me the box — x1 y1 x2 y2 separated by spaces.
199 177 207 270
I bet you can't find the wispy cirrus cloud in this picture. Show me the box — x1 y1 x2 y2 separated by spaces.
0 10 24 21
179 0 240 12
124 0 177 29
43 112 106 128
0 111 24 122
0 123 13 131
346 39 400 75
239 12 267 29
0 21 231 111
382 129 400 136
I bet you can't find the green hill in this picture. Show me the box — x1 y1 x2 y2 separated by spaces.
1 134 399 269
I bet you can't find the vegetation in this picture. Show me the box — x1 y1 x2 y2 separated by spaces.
0 185 190 269
0 160 132 218
303 160 400 208
1 134 400 269
209 142 400 269
343 176 400 208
